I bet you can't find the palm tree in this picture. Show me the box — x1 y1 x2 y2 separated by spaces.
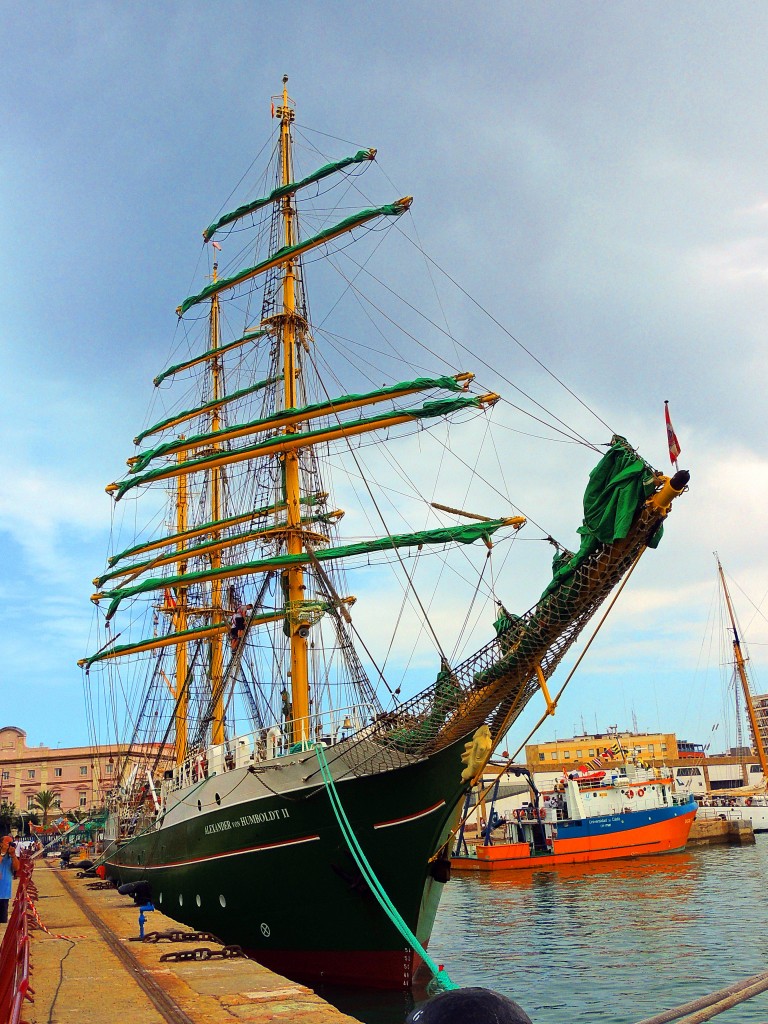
33 790 60 830
0 801 15 837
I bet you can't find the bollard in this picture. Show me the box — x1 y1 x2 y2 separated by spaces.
138 902 155 940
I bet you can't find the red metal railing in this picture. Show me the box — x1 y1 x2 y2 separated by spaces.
0 856 35 1024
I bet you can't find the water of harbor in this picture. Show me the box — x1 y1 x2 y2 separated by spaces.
319 836 768 1024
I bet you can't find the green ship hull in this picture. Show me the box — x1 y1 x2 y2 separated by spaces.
104 734 472 988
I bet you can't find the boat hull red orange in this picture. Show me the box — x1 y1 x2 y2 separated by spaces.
452 802 697 871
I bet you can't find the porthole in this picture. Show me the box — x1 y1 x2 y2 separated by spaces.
195 894 201 907
215 793 221 806
219 894 227 908
197 800 202 812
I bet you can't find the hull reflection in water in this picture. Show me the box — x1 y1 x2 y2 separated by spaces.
422 842 768 1024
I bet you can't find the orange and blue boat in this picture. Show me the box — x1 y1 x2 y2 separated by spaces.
451 764 697 871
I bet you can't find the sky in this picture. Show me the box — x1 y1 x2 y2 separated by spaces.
1 2 767 754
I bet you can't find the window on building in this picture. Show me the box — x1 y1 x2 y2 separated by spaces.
588 749 595 757
648 744 655 753
54 768 62 778
661 743 667 752
27 770 35 780
1 772 8 781
80 766 88 776
79 794 87 808
563 751 571 759
26 797 36 811
576 750 582 758
550 752 558 761
106 763 113 775
538 753 545 761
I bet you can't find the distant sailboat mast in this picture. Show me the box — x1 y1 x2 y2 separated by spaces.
717 555 768 780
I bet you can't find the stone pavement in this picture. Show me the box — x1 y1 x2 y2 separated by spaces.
25 860 360 1024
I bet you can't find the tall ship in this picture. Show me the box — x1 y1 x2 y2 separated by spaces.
80 80 689 989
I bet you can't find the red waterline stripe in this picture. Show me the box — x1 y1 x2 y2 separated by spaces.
112 833 320 871
373 800 446 830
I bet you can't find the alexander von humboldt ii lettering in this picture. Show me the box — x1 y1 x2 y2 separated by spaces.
80 79 689 989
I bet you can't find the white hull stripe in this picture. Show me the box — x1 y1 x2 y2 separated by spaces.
111 833 320 871
373 800 446 830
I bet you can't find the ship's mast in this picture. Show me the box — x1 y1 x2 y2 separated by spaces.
174 444 188 765
209 267 225 745
717 556 768 779
276 76 310 741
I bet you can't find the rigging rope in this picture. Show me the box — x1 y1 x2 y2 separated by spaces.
313 742 458 994
437 545 647 854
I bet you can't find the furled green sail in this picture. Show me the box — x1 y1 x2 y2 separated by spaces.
107 495 325 568
178 200 411 316
153 329 268 387
99 518 515 620
536 436 661 605
135 376 281 445
96 509 342 588
111 394 487 501
131 375 467 472
203 149 376 242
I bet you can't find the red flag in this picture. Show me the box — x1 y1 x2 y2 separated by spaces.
665 401 681 465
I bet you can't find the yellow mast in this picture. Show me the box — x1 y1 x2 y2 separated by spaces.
174 444 188 765
277 76 310 743
717 557 768 779
209 266 225 745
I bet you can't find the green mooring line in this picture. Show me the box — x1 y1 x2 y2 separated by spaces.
314 743 458 993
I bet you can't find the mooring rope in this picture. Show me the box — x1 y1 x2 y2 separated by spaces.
314 743 457 993
633 968 768 1024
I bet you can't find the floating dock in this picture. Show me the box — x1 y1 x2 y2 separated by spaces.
25 861 360 1023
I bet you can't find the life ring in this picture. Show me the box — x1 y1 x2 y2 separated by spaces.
637 788 645 797
627 790 634 798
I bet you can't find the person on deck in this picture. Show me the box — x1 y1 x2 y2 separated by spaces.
0 837 19 924
229 603 253 650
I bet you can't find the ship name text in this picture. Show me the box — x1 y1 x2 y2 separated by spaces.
204 807 290 835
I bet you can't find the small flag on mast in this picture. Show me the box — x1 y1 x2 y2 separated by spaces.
664 400 681 468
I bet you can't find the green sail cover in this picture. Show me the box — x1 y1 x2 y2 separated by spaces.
536 436 660 604
81 607 295 669
178 201 411 316
153 329 267 387
80 622 227 669
96 510 341 588
100 518 513 620
131 375 466 472
203 149 376 241
112 394 485 500
107 495 323 569
135 376 281 445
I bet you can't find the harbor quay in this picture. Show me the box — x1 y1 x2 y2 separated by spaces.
22 859 360 1024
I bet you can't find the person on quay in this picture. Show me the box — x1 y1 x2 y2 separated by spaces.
0 837 20 924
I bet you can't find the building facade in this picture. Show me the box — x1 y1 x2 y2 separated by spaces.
0 725 162 816
524 729 765 796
